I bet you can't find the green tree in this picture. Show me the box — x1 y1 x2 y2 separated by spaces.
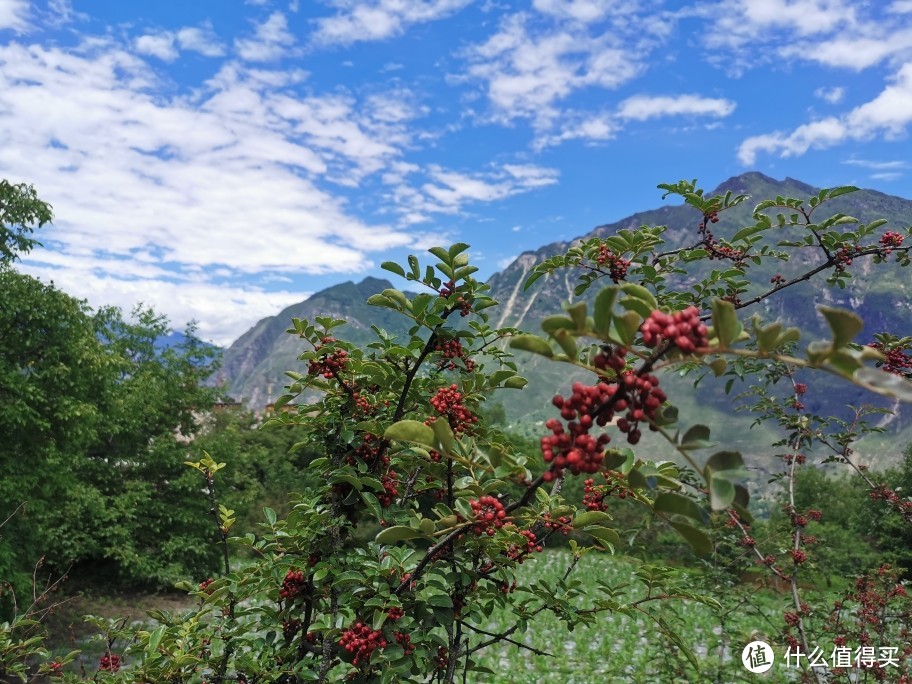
0 179 52 264
0 274 224 608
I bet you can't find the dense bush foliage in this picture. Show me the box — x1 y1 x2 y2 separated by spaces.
2 178 912 683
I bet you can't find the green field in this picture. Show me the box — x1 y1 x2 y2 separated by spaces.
474 551 846 684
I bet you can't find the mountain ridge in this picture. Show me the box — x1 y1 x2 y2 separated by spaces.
217 173 912 441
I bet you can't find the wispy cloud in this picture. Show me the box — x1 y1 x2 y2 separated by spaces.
0 0 29 32
739 63 912 164
235 11 296 61
814 86 846 104
136 24 227 62
616 94 735 120
312 0 472 46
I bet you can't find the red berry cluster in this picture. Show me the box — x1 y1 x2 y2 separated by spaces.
880 231 904 254
640 307 708 354
595 244 630 283
833 245 857 273
99 654 121 672
378 470 399 507
434 647 448 670
698 212 747 266
349 433 390 469
49 661 62 674
499 580 517 593
868 342 912 377
280 570 309 600
583 473 629 511
386 606 404 621
791 549 808 564
783 453 806 465
869 485 912 521
394 631 415 655
339 623 387 666
438 280 470 315
543 513 571 534
794 383 807 395
352 392 375 416
282 619 301 641
308 336 349 379
199 578 214 594
605 376 666 442
770 274 786 287
429 384 477 434
505 529 542 563
543 387 612 478
434 338 476 371
470 495 507 536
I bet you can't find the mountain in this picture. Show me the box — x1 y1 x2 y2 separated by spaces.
213 277 411 409
217 172 912 459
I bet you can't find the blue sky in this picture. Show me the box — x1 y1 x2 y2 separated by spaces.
3 0 912 345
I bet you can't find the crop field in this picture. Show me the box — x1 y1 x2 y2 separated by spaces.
473 550 833 683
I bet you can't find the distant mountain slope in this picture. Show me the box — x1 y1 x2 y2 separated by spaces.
218 173 912 459
214 277 410 409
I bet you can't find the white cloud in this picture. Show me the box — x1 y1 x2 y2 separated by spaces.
532 0 620 23
616 94 735 120
889 0 912 13
0 39 425 340
814 86 845 104
535 111 616 148
0 0 29 32
701 0 858 52
781 27 912 70
738 63 912 164
135 24 225 61
18 259 308 346
312 0 471 46
497 254 517 268
235 11 296 61
388 162 559 219
463 13 642 125
843 158 909 170
135 33 179 61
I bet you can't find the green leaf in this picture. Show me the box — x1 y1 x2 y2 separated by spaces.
670 522 712 556
703 450 744 476
380 261 406 278
654 493 707 523
418 518 436 535
510 334 553 357
503 376 528 390
620 283 657 308
711 299 739 348
593 286 619 336
585 526 621 550
680 425 713 450
541 315 575 336
431 418 456 455
263 507 277 525
708 358 727 376
553 329 578 359
564 301 588 330
384 420 436 449
854 368 912 402
614 311 641 347
573 510 613 528
708 477 735 510
820 306 863 349
375 526 423 544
